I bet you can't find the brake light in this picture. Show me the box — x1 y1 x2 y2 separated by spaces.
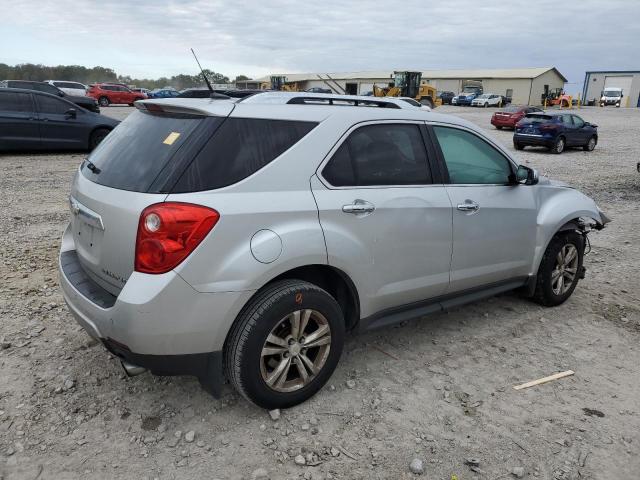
135 202 219 274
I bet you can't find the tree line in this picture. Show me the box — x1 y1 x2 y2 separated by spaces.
0 63 251 90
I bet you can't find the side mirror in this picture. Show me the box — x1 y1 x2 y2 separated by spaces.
515 165 539 185
64 108 77 119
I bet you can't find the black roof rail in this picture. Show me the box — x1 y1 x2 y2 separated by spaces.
286 96 401 109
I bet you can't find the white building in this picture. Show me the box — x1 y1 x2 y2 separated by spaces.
582 70 640 107
255 67 567 105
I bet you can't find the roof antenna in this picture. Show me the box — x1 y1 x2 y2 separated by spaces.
191 48 214 96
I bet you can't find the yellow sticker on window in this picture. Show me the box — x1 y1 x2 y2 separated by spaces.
163 132 180 145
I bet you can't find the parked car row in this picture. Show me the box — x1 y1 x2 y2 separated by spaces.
0 87 118 151
0 80 100 113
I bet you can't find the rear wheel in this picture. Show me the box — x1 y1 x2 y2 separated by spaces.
532 232 584 306
583 135 597 151
89 128 110 150
496 126 503 130
98 96 110 107
552 136 565 154
224 280 345 409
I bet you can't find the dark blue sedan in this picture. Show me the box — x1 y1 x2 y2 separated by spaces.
148 89 180 99
514 112 598 154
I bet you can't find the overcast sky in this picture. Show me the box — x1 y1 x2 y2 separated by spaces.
2 0 639 89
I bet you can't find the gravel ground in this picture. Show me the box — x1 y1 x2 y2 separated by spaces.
1 105 639 480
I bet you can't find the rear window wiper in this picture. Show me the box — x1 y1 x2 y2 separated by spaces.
86 160 101 174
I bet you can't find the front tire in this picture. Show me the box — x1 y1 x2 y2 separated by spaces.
496 126 503 130
583 135 597 151
532 232 584 307
514 140 524 150
224 280 345 409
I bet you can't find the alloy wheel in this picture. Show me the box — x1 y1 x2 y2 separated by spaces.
551 244 578 295
588 137 596 151
260 309 332 393
556 137 565 153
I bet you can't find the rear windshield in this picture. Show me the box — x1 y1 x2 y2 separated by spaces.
503 105 522 113
524 114 554 123
81 110 214 192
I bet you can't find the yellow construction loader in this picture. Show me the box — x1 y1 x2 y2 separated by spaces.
373 71 438 108
270 76 302 92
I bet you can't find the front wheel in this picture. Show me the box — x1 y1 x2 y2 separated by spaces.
514 140 524 150
583 136 597 151
532 232 584 306
484 102 489 108
420 97 435 109
224 280 345 409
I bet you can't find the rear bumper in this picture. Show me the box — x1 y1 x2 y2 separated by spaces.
58 221 254 354
491 117 516 128
102 338 223 396
514 133 554 147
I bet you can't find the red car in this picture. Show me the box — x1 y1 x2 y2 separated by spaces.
491 105 543 129
87 83 146 107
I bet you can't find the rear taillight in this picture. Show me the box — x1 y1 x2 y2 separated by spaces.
135 202 219 274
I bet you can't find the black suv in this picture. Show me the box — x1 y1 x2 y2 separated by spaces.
0 80 100 113
438 91 455 105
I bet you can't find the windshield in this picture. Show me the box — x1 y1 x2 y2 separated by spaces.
477 94 490 99
603 90 620 97
81 110 217 192
503 105 522 113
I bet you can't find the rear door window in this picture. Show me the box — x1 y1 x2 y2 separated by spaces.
82 110 214 192
171 118 317 192
36 95 72 114
0 91 33 113
322 123 432 187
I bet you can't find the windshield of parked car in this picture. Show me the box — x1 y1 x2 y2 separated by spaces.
603 90 620 97
476 94 490 99
503 105 523 112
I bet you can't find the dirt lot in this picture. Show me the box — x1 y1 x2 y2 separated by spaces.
1 105 638 480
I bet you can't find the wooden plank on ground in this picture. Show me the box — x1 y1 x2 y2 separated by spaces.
513 370 575 390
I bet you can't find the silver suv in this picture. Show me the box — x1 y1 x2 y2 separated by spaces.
59 93 609 409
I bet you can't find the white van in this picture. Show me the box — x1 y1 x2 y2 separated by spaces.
600 87 623 107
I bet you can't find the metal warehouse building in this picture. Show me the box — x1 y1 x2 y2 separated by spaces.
582 71 640 107
257 67 566 106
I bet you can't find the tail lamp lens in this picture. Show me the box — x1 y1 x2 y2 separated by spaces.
135 202 219 274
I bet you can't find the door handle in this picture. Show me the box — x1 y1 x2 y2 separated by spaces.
342 199 375 215
457 201 480 212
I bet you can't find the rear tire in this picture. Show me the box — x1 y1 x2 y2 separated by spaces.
224 280 345 409
583 135 597 151
532 232 584 307
496 126 503 130
98 96 110 107
552 136 565 154
89 128 110 150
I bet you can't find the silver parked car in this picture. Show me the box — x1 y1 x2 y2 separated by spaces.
59 92 609 409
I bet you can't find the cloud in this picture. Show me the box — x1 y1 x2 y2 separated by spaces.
2 0 639 84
